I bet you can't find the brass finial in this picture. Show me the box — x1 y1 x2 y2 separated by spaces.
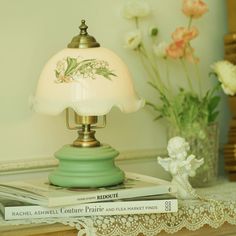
79 20 88 35
67 20 100 49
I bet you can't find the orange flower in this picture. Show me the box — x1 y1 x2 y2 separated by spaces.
172 26 198 43
182 0 208 19
166 40 185 59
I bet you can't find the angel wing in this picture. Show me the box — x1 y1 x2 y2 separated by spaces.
157 157 172 172
185 154 204 177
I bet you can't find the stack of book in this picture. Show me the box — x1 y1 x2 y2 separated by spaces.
224 33 236 64
224 118 236 181
0 172 178 220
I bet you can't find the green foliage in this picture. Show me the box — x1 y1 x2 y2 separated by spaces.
64 57 78 77
147 83 220 136
95 67 117 80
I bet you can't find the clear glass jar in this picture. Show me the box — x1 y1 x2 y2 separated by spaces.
168 123 219 187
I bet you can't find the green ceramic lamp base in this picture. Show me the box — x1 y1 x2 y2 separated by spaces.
49 144 125 188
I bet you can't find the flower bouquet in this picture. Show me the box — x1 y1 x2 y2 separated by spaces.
122 0 221 186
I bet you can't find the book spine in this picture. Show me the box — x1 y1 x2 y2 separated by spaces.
4 199 178 220
47 172 176 207
49 184 174 207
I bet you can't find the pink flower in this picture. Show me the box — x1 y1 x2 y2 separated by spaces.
167 26 199 63
172 26 198 43
182 0 208 19
166 40 185 59
166 41 199 63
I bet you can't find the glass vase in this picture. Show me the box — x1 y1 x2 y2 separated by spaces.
168 123 219 187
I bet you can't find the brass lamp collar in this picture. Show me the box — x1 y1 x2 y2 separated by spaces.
73 115 100 148
67 19 100 49
66 109 107 148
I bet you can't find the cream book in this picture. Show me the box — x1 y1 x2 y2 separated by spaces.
0 194 178 220
0 172 175 207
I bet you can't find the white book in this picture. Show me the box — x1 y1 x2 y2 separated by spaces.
0 194 178 220
0 172 175 207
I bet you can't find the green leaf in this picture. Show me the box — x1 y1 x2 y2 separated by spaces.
208 111 219 123
78 61 94 73
147 81 162 93
55 70 60 78
64 57 79 76
146 102 162 112
154 115 163 121
208 96 220 112
78 59 96 64
95 67 116 80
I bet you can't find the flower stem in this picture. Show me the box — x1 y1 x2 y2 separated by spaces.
139 45 167 93
134 17 167 93
165 59 172 92
180 59 194 93
195 64 202 97
187 17 193 29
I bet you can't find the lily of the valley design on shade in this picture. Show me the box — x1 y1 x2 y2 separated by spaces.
34 47 144 116
55 57 117 83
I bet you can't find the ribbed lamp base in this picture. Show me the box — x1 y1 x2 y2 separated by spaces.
49 144 124 188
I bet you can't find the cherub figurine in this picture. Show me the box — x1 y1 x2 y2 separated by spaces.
158 136 204 199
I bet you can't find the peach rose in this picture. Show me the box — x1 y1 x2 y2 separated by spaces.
166 40 185 59
182 0 208 19
172 26 198 43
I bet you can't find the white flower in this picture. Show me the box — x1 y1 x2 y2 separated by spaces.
167 136 190 160
124 30 142 50
212 60 236 96
123 0 150 19
153 41 168 58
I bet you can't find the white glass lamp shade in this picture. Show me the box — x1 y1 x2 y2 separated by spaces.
34 47 144 116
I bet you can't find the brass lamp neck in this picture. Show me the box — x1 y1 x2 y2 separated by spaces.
66 110 105 148
73 116 100 148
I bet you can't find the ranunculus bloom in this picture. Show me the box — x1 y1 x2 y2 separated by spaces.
124 30 142 50
172 26 198 43
153 41 168 58
123 0 150 19
182 0 208 19
166 40 185 59
212 60 236 96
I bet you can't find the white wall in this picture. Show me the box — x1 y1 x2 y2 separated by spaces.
0 0 228 161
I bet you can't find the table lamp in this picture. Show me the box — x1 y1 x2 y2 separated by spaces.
33 20 144 188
